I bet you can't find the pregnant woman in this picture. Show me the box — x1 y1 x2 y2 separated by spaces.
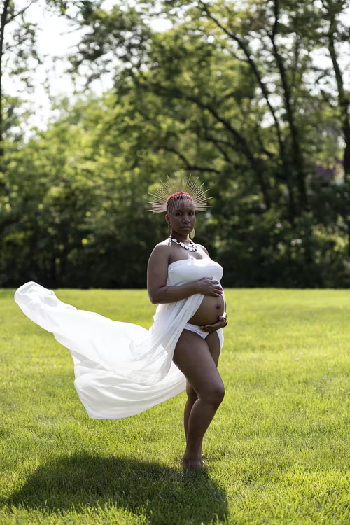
14 175 228 468
147 180 227 467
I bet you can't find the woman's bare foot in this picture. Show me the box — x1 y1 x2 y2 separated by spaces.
181 455 207 469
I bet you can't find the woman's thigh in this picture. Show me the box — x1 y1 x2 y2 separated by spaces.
174 329 224 400
205 330 221 366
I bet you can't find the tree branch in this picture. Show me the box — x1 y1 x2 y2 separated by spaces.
200 1 284 158
180 93 271 208
199 1 303 216
202 133 232 164
161 145 221 174
127 40 271 207
7 0 37 24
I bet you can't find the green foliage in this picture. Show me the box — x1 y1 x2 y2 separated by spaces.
1 0 350 287
0 93 163 287
64 0 349 215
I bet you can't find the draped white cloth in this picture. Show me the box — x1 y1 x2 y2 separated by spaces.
14 258 224 419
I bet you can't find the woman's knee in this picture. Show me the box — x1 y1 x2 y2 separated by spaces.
202 383 225 408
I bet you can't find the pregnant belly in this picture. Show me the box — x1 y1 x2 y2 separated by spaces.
188 294 225 326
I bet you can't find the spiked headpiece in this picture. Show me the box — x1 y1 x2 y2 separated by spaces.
148 174 211 214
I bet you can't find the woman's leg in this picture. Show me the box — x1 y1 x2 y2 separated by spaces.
173 329 225 467
205 329 221 366
183 330 221 443
184 380 198 441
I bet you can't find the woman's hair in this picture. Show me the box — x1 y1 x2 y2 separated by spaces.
166 192 194 216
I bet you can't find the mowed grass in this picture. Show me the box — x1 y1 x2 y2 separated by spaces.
1 287 350 525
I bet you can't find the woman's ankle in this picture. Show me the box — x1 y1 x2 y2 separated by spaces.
183 445 202 461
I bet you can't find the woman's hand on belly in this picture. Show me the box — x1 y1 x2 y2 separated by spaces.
195 277 224 297
198 314 227 332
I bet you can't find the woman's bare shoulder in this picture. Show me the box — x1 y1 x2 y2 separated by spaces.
158 238 172 247
148 240 172 261
150 239 172 254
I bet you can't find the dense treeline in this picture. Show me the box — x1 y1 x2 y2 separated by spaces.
1 0 350 288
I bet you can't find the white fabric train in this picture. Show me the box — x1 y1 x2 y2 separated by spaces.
14 258 224 419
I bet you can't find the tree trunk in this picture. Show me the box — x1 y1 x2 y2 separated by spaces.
328 30 350 181
327 11 350 253
0 0 10 160
271 0 308 213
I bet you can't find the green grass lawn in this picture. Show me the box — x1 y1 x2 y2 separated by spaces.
1 287 350 524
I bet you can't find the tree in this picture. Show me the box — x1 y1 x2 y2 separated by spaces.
62 0 341 221
2 0 350 287
0 0 97 159
1 0 41 159
0 91 165 287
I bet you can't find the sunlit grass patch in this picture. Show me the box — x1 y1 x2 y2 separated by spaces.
1 288 350 524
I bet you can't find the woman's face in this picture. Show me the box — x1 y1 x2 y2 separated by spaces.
166 199 196 239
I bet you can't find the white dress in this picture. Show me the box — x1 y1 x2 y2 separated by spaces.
14 258 224 419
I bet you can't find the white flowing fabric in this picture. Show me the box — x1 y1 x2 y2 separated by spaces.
14 258 224 419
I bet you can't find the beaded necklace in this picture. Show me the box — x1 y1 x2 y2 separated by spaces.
170 237 197 252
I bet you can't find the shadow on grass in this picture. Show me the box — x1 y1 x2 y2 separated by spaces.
7 453 228 524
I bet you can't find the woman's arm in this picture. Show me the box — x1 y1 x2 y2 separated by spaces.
152 282 200 304
147 244 200 304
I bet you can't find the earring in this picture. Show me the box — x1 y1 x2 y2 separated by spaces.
168 223 171 237
190 228 195 239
